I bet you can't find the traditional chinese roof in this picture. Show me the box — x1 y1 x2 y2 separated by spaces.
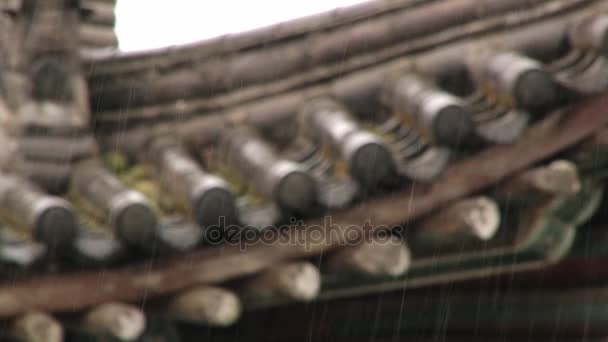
0 0 607 340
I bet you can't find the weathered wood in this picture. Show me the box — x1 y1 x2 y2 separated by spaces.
0 95 603 318
501 160 582 196
87 0 590 112
326 237 411 277
240 262 321 302
414 196 500 246
166 287 241 327
82 302 145 341
12 312 63 342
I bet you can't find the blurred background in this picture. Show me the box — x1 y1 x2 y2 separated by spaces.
115 0 368 51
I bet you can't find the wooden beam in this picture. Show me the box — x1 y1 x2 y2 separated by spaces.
81 302 145 341
166 287 241 327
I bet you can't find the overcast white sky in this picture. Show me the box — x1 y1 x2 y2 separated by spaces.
115 0 368 52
